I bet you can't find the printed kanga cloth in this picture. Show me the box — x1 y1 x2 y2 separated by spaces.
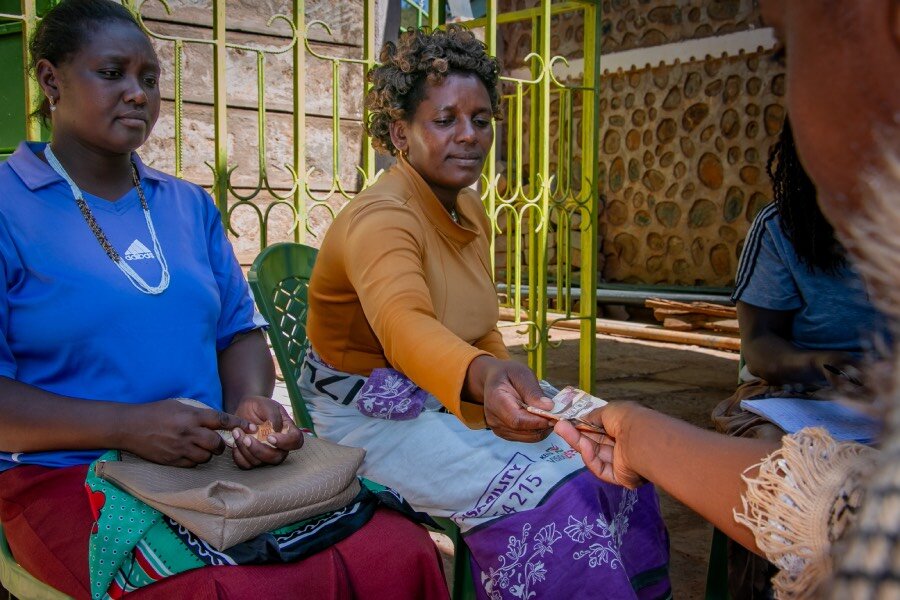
85 450 432 600
300 350 672 600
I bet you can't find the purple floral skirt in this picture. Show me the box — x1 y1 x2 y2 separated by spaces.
300 350 671 599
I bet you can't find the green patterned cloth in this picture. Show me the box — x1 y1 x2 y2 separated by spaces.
85 451 430 600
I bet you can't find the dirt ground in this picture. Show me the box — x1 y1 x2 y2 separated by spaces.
502 327 739 599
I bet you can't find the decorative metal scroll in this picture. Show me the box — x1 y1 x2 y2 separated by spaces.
3 0 600 390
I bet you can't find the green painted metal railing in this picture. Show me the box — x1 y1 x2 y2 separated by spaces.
400 0 427 30
130 0 313 245
0 0 601 391
0 0 46 146
457 1 601 389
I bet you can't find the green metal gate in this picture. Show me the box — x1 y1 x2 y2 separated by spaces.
456 1 602 389
0 0 56 159
0 0 601 391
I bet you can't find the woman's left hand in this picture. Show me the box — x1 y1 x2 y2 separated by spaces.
230 396 303 469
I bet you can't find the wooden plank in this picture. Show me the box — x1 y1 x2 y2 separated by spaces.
662 316 700 331
497 307 741 352
645 298 736 318
706 318 740 334
564 318 741 352
652 308 692 318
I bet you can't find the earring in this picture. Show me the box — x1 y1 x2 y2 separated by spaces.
399 148 408 160
48 96 57 112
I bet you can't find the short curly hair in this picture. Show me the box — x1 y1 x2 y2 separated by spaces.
365 25 502 156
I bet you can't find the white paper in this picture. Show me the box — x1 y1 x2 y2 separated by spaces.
740 397 879 444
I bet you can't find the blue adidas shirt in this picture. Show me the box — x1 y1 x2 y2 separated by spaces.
733 202 891 354
0 142 264 471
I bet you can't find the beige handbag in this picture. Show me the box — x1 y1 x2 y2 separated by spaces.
94 435 365 551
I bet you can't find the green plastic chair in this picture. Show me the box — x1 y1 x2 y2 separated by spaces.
248 242 476 600
0 523 72 600
247 242 318 430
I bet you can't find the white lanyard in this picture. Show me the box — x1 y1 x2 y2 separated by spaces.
44 145 170 295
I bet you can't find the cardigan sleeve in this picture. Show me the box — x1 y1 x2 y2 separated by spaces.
473 327 510 360
343 202 489 427
734 428 876 599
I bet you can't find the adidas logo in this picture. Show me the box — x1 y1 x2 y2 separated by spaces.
124 239 154 261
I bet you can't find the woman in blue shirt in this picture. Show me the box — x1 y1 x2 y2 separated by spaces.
713 119 890 441
711 118 890 600
0 1 447 598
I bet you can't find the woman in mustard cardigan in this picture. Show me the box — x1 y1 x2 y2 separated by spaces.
301 25 671 600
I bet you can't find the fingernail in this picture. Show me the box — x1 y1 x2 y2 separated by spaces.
248 423 257 432
243 436 252 447
268 435 277 445
232 428 241 438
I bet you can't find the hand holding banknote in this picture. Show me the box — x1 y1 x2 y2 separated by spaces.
553 401 648 489
525 385 608 434
467 356 555 443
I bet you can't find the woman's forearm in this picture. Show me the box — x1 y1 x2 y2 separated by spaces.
0 377 129 453
620 404 780 554
737 302 845 386
218 329 276 413
743 334 829 385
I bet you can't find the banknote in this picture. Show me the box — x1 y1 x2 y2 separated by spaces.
526 385 607 434
548 386 608 419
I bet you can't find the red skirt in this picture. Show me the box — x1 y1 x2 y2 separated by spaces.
0 465 449 599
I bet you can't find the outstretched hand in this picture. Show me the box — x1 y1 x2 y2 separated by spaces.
125 399 250 467
230 396 303 469
470 356 555 442
553 402 646 489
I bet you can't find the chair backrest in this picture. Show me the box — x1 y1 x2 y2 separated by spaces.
251 242 478 600
248 242 318 432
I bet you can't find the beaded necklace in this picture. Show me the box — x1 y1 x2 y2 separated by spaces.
44 145 170 295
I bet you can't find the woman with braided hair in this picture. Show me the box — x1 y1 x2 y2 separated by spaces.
768 118 846 276
710 116 891 599
712 117 891 445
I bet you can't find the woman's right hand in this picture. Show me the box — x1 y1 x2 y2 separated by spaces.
467 356 555 442
554 401 647 489
121 399 250 467
811 351 862 388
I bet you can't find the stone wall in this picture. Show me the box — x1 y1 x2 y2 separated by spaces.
599 0 762 53
600 53 784 286
497 0 784 288
498 0 762 63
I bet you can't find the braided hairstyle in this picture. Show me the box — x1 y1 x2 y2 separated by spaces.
768 117 846 274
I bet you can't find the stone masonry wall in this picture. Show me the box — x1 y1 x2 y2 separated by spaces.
599 0 763 53
497 0 783 287
599 53 784 286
